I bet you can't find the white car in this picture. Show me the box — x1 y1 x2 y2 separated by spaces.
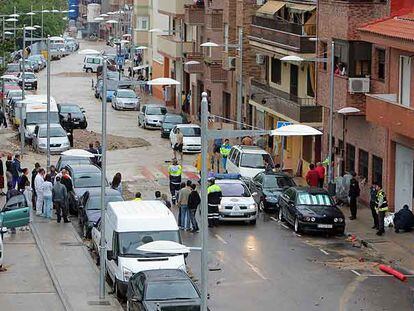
32 123 70 154
216 178 258 225
170 124 201 153
226 145 274 180
111 89 140 110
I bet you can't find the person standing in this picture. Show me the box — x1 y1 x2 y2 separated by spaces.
53 176 69 223
220 139 231 173
241 135 253 146
34 168 46 216
87 143 98 165
168 158 182 205
95 141 102 167
213 135 222 173
49 165 57 184
18 168 30 193
375 183 388 236
0 108 7 128
111 172 122 194
0 156 5 195
177 180 192 230
11 154 23 189
5 155 13 191
63 113 74 147
370 182 379 230
31 163 40 209
348 172 360 220
207 178 222 227
161 193 172 209
305 164 319 187
173 129 184 163
315 162 325 188
188 184 200 232
133 192 142 201
41 174 53 219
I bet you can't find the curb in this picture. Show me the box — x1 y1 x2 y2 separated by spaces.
30 221 73 311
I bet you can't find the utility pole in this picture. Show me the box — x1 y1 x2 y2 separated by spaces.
237 27 243 129
46 37 51 169
20 25 26 156
327 40 335 188
178 19 184 112
41 5 44 40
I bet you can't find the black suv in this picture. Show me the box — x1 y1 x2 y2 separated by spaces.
58 103 87 129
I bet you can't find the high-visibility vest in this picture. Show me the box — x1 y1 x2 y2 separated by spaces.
133 198 142 201
376 189 388 212
168 164 182 176
207 184 221 194
220 144 231 157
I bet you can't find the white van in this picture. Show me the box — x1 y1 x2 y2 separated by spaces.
83 55 103 73
226 145 275 180
105 200 186 298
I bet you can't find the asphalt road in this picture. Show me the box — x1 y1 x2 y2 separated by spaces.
36 40 414 311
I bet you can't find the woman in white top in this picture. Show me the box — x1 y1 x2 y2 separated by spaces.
41 174 54 219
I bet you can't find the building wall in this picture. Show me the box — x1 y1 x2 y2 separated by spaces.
152 59 165 100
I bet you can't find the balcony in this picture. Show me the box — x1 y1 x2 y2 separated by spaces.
184 52 204 74
205 63 227 83
250 80 322 123
366 94 414 139
158 0 194 16
184 4 205 25
206 10 223 30
157 35 193 60
249 16 316 54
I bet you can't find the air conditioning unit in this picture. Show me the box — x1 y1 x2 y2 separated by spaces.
256 54 265 65
256 0 266 5
228 57 236 70
348 77 370 93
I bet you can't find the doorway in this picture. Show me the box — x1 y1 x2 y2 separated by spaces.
395 144 413 212
290 64 299 97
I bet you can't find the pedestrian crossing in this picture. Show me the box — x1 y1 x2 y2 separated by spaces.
122 164 199 182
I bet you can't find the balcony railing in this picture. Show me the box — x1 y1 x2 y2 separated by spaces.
252 16 316 36
250 80 321 123
184 4 205 25
206 10 223 30
184 52 204 74
157 35 193 59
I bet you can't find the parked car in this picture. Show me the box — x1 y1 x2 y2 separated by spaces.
226 145 274 181
56 154 92 171
138 104 167 129
57 103 87 129
32 123 70 153
66 164 108 215
5 63 20 75
111 89 140 110
28 55 46 70
0 193 30 230
160 113 187 138
126 269 201 311
17 72 38 90
215 176 257 224
78 188 123 238
169 124 201 153
250 171 296 212
83 55 103 73
278 187 346 235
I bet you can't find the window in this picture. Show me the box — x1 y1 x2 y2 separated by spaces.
307 65 315 97
334 40 349 76
136 16 149 31
224 23 229 53
321 41 327 71
372 155 383 185
346 143 355 173
349 41 372 77
271 58 281 84
358 149 369 180
377 49 385 80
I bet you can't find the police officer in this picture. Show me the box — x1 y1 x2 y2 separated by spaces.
220 139 231 173
375 182 388 236
207 177 222 227
168 158 182 205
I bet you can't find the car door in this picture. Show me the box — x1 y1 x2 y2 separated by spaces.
251 173 263 204
285 189 297 224
138 105 146 124
0 196 30 229
279 189 291 221
226 148 238 174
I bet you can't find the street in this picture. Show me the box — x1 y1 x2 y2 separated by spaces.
29 40 414 310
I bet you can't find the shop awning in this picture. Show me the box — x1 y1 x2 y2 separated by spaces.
256 1 286 16
287 3 316 13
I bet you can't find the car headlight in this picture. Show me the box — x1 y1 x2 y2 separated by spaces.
249 204 257 210
304 217 316 222
334 218 344 223
218 204 223 211
123 267 133 282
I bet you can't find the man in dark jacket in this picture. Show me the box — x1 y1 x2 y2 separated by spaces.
31 163 40 210
207 178 222 227
11 154 23 189
53 176 69 223
188 184 200 232
370 183 378 229
394 205 414 233
348 172 360 220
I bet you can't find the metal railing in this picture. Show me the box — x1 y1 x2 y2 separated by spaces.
252 16 316 36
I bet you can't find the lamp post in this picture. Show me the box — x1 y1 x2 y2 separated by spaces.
46 36 51 169
327 40 335 186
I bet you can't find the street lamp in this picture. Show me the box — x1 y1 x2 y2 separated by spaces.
79 48 107 300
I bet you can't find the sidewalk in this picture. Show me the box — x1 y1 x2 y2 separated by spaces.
341 203 414 274
30 214 122 311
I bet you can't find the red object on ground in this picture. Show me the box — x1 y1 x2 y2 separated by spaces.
379 264 407 281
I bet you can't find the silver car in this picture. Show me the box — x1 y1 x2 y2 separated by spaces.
138 104 167 129
32 123 70 154
111 89 140 110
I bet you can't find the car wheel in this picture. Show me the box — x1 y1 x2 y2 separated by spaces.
294 217 301 233
81 122 88 129
143 122 147 129
278 207 284 222
86 68 92 73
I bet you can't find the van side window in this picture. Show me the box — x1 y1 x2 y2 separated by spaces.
235 150 241 166
94 58 101 64
228 148 235 162
112 232 119 258
87 58 94 64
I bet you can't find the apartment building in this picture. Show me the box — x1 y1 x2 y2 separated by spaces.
247 0 322 176
358 2 414 211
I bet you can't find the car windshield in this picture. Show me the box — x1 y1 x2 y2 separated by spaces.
263 175 295 189
7 64 20 71
38 127 67 138
164 115 184 124
297 193 333 206
26 112 59 125
60 105 81 113
74 172 102 188
58 158 90 170
180 127 201 137
240 153 273 169
117 90 136 98
118 230 180 257
146 107 167 115
146 280 199 301
86 196 123 210
25 73 36 79
220 183 250 197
